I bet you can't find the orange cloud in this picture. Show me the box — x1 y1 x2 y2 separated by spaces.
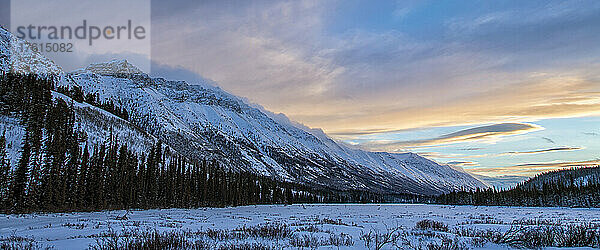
357 123 542 151
467 159 600 177
446 161 479 167
318 76 600 139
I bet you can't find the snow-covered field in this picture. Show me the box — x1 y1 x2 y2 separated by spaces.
1 204 599 249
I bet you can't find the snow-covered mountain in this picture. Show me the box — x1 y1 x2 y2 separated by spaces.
472 174 529 190
0 27 487 195
521 166 600 190
0 27 62 76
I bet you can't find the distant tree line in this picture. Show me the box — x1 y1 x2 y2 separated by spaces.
436 166 600 207
0 73 383 213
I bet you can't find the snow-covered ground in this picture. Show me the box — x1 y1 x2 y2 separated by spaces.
1 204 599 249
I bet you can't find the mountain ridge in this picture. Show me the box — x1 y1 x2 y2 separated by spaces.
0 27 487 195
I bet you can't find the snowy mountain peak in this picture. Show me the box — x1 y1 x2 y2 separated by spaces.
84 59 144 75
1 28 487 195
0 26 63 75
65 68 488 194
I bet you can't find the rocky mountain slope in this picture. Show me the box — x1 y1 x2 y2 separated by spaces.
0 27 487 195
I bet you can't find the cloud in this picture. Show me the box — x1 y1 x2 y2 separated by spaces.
0 1 8 29
360 123 542 151
416 152 463 159
324 75 600 136
149 1 600 142
150 61 216 86
446 1 600 57
408 123 542 146
542 137 555 144
467 159 600 176
499 147 582 156
446 161 479 167
583 132 600 136
392 0 421 19
457 147 483 151
460 146 582 159
152 0 344 112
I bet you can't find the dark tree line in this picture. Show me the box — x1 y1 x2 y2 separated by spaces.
57 85 130 121
0 73 383 213
436 166 600 207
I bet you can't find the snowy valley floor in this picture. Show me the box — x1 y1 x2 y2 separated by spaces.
1 204 599 249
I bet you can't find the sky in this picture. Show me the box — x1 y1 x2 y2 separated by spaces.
8 0 600 178
148 0 600 178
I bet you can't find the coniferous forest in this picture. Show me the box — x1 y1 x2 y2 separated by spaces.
0 73 383 214
436 166 600 207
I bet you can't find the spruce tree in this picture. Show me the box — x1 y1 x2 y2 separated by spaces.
10 137 31 211
0 131 10 204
